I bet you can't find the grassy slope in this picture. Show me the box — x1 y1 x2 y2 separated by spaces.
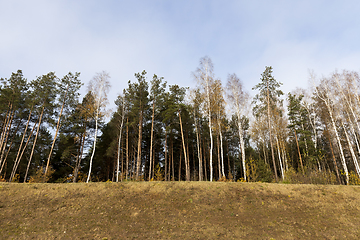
1 182 360 239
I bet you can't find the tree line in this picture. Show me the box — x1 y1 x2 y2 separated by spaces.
1 56 360 184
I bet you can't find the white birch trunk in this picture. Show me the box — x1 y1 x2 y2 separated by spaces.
205 70 214 182
341 120 360 177
329 109 349 184
86 106 99 183
116 113 125 182
315 83 349 184
275 136 284 180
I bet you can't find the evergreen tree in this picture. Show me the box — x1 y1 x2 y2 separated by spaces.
252 66 283 181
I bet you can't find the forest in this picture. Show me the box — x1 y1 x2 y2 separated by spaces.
1 56 360 185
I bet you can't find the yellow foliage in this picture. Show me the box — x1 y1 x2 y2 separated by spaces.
237 178 246 182
283 167 338 185
218 176 227 182
246 157 259 182
11 174 20 183
349 171 360 185
0 176 6 182
218 176 233 182
228 172 234 182
28 167 55 183
77 171 87 183
154 164 164 181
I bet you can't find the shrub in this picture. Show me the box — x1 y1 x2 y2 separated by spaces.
153 164 164 181
349 171 360 185
283 167 338 185
28 167 55 183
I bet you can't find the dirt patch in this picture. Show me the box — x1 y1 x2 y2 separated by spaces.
1 182 360 239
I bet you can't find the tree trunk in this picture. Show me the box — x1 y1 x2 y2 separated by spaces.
178 110 190 181
136 110 143 181
19 120 39 182
203 140 208 181
226 142 231 179
316 85 349 184
325 126 342 184
2 116 29 177
24 106 45 182
126 118 129 180
116 112 125 182
341 120 360 177
121 137 124 181
0 106 13 161
238 121 247 182
194 116 203 181
219 123 225 178
148 101 155 181
0 115 19 170
294 129 305 175
186 132 191 180
217 134 221 180
263 141 267 165
281 140 288 171
8 108 32 180
209 116 213 181
329 108 349 184
45 86 69 179
171 139 174 181
73 125 86 182
275 135 284 180
0 110 14 171
87 106 100 183
267 78 278 182
178 147 182 181
0 108 11 154
164 130 168 181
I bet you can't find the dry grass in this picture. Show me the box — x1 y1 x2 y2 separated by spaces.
1 181 360 239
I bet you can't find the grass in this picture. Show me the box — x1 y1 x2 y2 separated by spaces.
1 181 360 239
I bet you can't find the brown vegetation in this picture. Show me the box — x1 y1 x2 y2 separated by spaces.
1 182 360 239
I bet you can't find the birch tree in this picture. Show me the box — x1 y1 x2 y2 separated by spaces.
313 73 349 184
227 73 249 181
73 92 96 182
194 56 216 181
213 79 226 179
86 71 110 183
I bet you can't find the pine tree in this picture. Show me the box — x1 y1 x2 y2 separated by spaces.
44 72 82 179
125 71 149 180
252 66 283 182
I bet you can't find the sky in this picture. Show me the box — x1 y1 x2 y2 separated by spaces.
1 0 360 112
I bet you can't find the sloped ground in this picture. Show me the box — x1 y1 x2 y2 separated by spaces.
1 181 360 239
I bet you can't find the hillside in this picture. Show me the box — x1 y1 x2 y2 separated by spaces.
1 182 360 239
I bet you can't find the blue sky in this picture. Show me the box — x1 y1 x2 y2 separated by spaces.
1 0 360 111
